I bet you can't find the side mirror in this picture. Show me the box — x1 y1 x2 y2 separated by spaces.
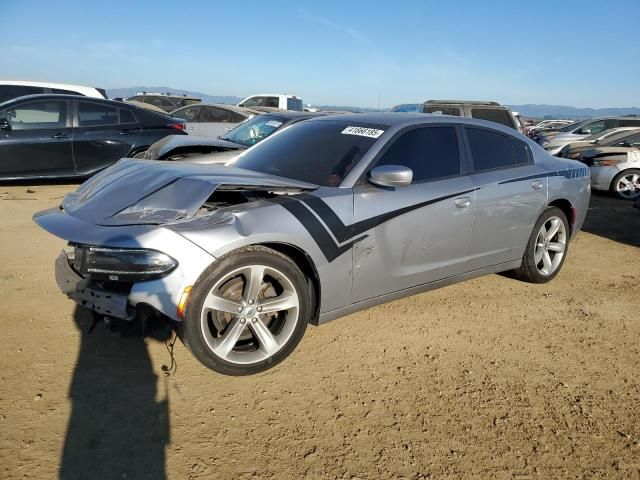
368 165 413 188
0 118 10 131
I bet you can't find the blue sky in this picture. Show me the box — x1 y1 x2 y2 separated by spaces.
2 0 639 108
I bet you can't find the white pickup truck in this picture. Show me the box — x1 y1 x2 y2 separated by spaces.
237 93 303 111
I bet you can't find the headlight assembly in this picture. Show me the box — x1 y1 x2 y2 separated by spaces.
67 245 177 281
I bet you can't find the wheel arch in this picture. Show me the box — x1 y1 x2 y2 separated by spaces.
548 198 574 233
257 242 321 325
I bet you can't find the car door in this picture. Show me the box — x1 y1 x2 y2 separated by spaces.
72 100 141 176
463 126 548 269
0 98 74 179
352 125 475 302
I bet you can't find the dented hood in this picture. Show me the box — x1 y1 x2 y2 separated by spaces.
62 158 317 226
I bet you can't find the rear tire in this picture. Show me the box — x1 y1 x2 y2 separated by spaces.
512 207 570 283
179 246 311 376
610 169 640 200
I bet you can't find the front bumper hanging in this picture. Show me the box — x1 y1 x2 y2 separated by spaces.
55 252 132 320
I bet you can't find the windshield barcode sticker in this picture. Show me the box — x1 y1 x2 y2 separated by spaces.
265 120 283 128
341 126 384 138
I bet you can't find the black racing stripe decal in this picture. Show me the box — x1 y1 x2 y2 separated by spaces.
297 188 477 241
499 167 590 185
274 188 478 262
295 193 353 243
351 188 477 237
498 172 549 185
269 196 361 262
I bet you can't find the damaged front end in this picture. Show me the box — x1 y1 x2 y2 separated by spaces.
34 158 318 322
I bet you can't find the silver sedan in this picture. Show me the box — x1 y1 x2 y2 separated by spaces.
34 114 591 375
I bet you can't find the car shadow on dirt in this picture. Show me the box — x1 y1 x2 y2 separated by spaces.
60 307 172 480
582 192 640 248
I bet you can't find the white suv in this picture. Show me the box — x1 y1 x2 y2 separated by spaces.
0 81 107 103
237 93 303 111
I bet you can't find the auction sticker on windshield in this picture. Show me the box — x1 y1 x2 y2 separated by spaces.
265 120 283 128
341 126 385 138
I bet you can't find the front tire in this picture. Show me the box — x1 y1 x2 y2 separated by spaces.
611 169 640 200
512 207 570 283
180 246 311 375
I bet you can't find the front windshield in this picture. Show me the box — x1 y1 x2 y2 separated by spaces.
230 119 385 186
557 120 586 132
220 114 288 147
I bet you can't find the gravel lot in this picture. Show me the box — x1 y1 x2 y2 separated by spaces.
0 185 638 480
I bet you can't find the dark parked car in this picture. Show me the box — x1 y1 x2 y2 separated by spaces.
0 94 186 180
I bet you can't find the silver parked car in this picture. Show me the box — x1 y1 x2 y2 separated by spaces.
34 114 590 375
170 103 260 138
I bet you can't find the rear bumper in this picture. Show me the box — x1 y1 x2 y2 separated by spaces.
590 166 616 191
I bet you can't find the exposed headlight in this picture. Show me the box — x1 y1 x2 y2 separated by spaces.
67 245 178 281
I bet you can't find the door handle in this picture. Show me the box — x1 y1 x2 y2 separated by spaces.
454 197 471 208
531 179 544 190
52 133 70 139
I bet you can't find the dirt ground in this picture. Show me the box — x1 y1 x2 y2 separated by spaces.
0 185 638 480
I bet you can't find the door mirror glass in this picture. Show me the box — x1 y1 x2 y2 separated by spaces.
0 117 10 131
368 165 413 188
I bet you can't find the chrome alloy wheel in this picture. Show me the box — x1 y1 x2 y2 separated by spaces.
614 172 640 199
534 216 567 276
199 265 300 365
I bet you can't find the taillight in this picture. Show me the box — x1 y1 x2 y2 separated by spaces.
168 122 185 131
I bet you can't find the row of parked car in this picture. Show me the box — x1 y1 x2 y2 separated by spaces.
0 80 639 202
525 116 640 200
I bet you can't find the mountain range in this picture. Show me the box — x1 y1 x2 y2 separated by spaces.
106 87 639 119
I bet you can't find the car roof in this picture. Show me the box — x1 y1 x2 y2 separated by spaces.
0 93 165 114
260 111 330 120
242 93 301 99
0 80 104 97
172 103 251 114
424 99 502 106
306 112 532 135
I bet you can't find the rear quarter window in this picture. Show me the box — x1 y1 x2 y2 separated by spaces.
424 106 462 116
470 108 517 129
0 85 45 103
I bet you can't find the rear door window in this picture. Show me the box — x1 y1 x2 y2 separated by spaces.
470 108 517 129
2 100 68 130
375 126 460 182
172 106 201 122
119 109 137 124
424 106 462 116
466 127 525 171
78 101 119 127
201 107 233 122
